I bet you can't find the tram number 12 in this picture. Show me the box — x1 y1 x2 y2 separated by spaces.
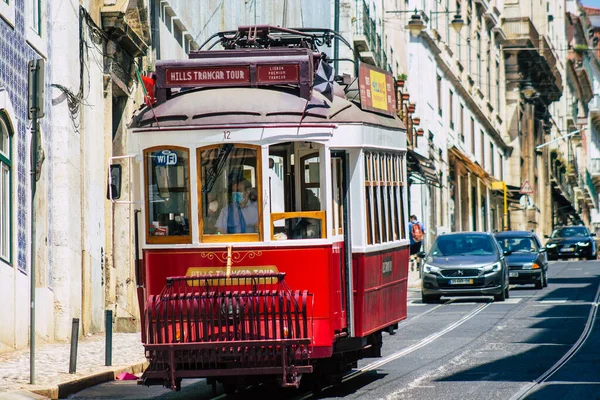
223 130 231 140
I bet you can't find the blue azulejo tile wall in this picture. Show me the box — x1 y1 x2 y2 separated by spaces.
0 0 52 279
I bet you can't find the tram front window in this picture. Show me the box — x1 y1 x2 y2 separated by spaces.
145 147 191 241
198 145 260 240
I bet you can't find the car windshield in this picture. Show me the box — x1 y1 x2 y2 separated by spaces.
551 227 588 238
496 237 539 253
430 235 497 257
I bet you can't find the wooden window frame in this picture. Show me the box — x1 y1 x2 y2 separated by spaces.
144 145 192 245
196 144 262 243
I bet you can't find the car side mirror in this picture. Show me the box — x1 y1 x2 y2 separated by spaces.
503 250 512 256
591 232 597 237
107 164 122 200
543 234 549 239
416 251 426 258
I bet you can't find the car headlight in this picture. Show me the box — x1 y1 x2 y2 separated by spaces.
577 242 590 247
423 264 441 274
482 262 501 273
546 243 557 248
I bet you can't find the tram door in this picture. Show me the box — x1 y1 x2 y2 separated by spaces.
331 151 354 334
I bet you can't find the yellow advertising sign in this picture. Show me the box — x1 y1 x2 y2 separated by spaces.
185 266 280 285
358 62 396 116
369 70 388 111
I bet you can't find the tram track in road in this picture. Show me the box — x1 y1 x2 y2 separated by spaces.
509 277 600 400
293 300 493 400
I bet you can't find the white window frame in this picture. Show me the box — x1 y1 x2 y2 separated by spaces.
0 0 15 28
26 0 48 57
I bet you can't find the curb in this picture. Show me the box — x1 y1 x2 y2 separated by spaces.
3 362 148 400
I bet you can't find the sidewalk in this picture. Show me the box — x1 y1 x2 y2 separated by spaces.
407 263 422 290
0 333 147 400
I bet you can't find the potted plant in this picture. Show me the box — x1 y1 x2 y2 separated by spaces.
402 93 410 101
574 44 589 53
407 103 416 113
416 127 425 136
396 73 408 87
412 117 421 125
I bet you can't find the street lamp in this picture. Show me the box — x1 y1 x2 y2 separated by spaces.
521 81 537 99
430 9 465 34
450 12 464 32
386 9 425 37
386 7 464 36
407 13 426 37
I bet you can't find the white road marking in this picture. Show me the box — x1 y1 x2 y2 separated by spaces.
539 299 568 304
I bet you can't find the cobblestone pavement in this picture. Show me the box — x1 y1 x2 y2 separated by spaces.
0 332 146 395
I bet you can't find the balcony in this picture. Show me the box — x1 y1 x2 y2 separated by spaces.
353 0 382 67
502 17 563 99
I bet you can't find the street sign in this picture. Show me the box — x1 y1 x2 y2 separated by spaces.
519 195 534 209
519 180 534 195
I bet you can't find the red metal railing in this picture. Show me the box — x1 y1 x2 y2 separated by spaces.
141 272 313 389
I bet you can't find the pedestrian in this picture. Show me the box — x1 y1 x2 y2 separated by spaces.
408 215 425 271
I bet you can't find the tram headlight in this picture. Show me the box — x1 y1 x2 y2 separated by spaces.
423 264 440 274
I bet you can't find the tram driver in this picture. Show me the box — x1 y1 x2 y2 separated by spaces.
215 178 259 234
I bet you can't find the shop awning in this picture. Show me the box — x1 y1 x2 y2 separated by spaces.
448 146 490 181
406 149 440 187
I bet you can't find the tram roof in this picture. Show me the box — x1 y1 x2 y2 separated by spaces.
129 86 406 131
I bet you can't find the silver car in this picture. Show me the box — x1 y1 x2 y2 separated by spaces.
420 232 510 303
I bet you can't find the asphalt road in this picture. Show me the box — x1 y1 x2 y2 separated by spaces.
69 260 600 400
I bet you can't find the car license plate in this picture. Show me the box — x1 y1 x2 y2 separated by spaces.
509 272 519 277
449 278 473 285
562 247 574 252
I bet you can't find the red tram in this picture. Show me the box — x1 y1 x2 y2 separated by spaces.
117 26 410 393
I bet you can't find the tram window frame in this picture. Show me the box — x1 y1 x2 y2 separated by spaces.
197 144 262 243
364 151 405 246
144 146 192 245
331 157 343 236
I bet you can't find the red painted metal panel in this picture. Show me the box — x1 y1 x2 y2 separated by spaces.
352 245 409 337
143 245 337 355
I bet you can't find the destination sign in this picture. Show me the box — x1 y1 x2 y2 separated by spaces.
165 66 250 86
257 64 299 83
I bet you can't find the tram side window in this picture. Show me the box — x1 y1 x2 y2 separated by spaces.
365 151 404 245
198 145 260 240
145 148 191 241
269 144 325 240
331 157 343 236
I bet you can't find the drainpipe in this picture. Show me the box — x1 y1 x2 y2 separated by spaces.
151 0 161 60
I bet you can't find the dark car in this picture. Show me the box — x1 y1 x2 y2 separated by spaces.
544 226 597 261
494 231 548 289
420 232 510 303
